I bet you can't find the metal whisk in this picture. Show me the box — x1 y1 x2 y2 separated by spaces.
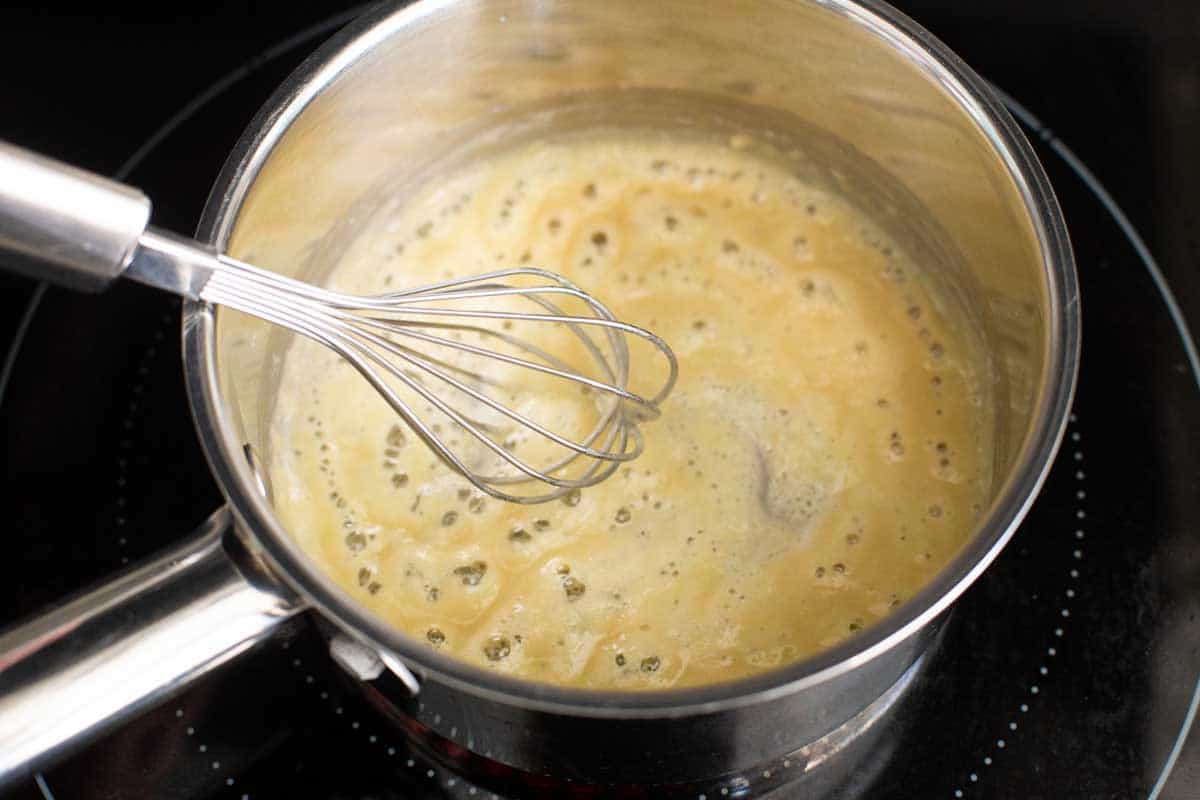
0 141 677 503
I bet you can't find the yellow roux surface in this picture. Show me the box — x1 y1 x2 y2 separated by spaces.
268 135 991 689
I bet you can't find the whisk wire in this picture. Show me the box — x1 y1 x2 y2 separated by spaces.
205 268 638 463
201 256 676 503
338 312 652 411
203 271 603 497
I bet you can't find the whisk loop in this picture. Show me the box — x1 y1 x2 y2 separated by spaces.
200 257 678 503
0 141 673 503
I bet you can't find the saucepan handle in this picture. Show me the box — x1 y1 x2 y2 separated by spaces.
0 506 305 789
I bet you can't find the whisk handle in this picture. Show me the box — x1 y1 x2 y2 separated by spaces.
0 140 151 291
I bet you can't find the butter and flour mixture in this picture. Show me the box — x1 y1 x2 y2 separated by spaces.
267 134 991 689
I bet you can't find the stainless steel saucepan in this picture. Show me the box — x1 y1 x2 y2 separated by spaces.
0 0 1079 790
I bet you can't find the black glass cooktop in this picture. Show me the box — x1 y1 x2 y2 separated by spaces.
2 1 1199 797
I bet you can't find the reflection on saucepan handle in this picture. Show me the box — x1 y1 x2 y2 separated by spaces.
0 507 305 789
0 139 150 291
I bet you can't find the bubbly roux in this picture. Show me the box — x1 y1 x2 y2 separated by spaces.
267 135 991 689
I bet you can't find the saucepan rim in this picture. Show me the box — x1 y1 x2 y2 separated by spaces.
185 0 1080 718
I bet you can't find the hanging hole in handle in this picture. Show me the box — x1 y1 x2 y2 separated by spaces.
328 633 421 697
